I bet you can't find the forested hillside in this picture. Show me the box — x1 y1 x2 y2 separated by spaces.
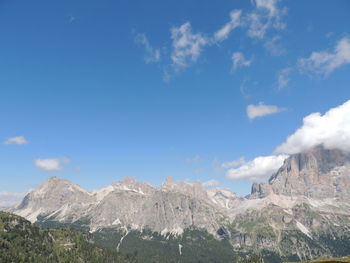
0 211 135 263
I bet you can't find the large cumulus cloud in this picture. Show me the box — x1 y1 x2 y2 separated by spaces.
275 100 350 154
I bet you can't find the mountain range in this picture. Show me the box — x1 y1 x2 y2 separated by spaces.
7 145 350 263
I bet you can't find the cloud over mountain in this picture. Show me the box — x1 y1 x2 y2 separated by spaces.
226 100 350 181
226 154 288 181
275 100 350 154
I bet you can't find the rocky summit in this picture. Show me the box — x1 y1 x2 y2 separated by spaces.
8 145 350 263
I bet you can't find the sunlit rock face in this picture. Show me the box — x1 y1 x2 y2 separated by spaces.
269 145 350 199
10 175 236 237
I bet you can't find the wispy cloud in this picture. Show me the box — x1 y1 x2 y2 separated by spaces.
135 33 161 64
239 78 252 98
264 35 286 56
247 102 286 120
34 157 70 172
214 10 242 42
277 67 292 90
231 52 252 73
255 0 280 17
170 22 208 70
298 37 350 77
138 0 288 80
3 136 28 145
246 0 286 39
221 157 246 169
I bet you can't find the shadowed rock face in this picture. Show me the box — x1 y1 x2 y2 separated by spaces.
267 145 350 199
250 183 272 199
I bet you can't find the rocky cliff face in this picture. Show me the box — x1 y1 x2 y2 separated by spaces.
8 145 350 262
10 176 238 237
257 145 350 199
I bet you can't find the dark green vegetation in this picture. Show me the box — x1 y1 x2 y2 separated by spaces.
94 227 237 263
38 217 242 263
4 211 241 263
36 211 350 263
4 210 350 263
0 212 134 263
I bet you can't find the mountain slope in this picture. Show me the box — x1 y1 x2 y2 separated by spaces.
11 176 235 237
0 211 134 263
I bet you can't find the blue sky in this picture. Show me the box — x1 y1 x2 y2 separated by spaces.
1 0 350 201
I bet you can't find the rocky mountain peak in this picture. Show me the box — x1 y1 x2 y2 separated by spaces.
267 145 350 199
122 176 137 184
250 183 272 199
110 177 154 195
30 176 88 198
160 177 209 200
162 176 175 187
13 176 94 222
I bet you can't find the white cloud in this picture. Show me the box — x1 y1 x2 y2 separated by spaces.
227 154 288 181
226 100 350 181
3 136 28 145
275 100 350 154
34 157 70 172
0 191 27 208
214 10 242 42
221 157 246 169
203 179 220 187
247 0 286 39
298 37 350 77
277 67 292 90
135 33 161 63
161 0 287 77
232 52 252 72
171 22 208 70
247 102 286 120
255 0 279 17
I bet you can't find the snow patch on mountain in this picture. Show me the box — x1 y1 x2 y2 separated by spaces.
296 220 312 238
